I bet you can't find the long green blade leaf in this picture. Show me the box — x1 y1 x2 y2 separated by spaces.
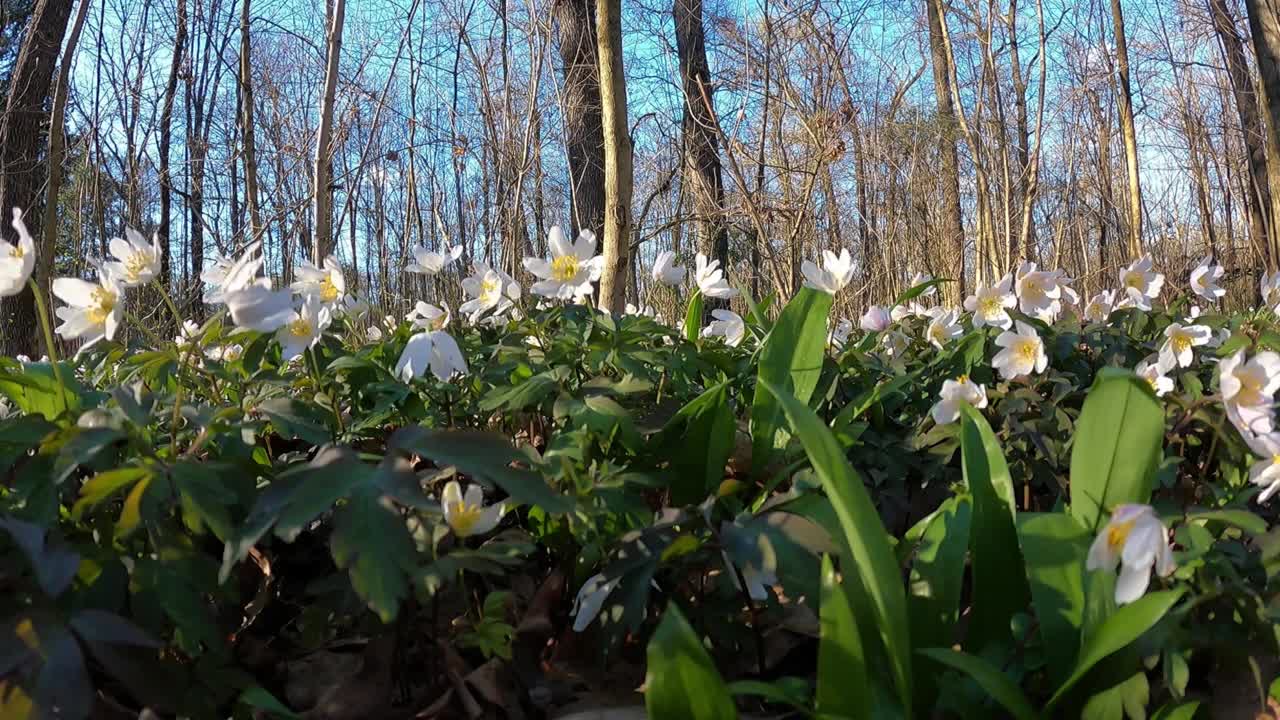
645 604 738 719
817 554 870 717
917 648 1037 720
1016 512 1089 687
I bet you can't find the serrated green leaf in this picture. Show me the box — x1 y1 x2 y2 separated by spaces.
330 489 416 623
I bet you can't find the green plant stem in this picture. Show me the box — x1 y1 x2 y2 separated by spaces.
121 306 170 349
309 346 345 436
27 278 68 416
151 278 184 330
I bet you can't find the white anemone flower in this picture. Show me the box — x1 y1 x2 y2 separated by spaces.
702 309 745 347
694 253 738 299
964 274 1017 330
992 321 1048 380
828 318 853 351
891 301 929 322
1136 356 1174 397
407 301 450 331
459 262 521 323
365 326 383 343
1015 262 1063 320
340 294 370 319
1260 270 1280 312
1189 254 1225 302
1219 350 1280 436
625 302 656 318
1086 504 1175 605
571 573 621 632
881 329 910 357
441 481 506 538
175 320 202 348
860 305 891 332
276 296 331 361
1158 323 1212 370
909 270 936 296
406 244 463 276
1084 290 1117 323
1118 255 1165 311
205 344 242 362
292 256 345 306
1244 432 1280 503
926 308 963 349
202 241 263 305
651 250 686 286
226 278 295 332
394 329 468 382
930 375 989 425
52 271 123 347
0 209 36 296
104 228 161 287
524 226 604 300
801 248 855 295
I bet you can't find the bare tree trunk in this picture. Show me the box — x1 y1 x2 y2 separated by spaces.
39 0 90 288
312 0 346 261
673 0 728 272
926 0 966 298
554 0 606 237
158 0 188 288
594 0 631 313
0 0 75 357
1110 0 1143 257
240 0 263 244
1244 0 1280 268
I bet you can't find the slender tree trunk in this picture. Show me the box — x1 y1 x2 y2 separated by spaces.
39 0 89 288
158 0 188 288
1110 0 1143 257
594 0 632 313
554 0 606 237
673 0 728 272
925 0 966 298
1244 0 1280 267
312 0 345 261
0 0 75 357
240 0 263 244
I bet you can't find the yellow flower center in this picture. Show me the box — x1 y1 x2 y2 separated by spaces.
1024 279 1041 294
9 244 23 259
980 297 1002 317
87 286 116 325
551 255 580 282
1124 272 1142 289
480 277 499 301
1236 372 1263 405
124 252 150 281
288 318 313 339
1172 334 1191 354
1107 519 1136 550
319 276 339 303
1272 454 1280 466
1146 375 1159 391
1016 340 1038 362
956 374 969 383
448 500 483 536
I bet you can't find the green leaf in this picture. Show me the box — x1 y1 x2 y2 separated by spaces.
684 290 704 343
479 369 562 411
916 648 1037 720
330 488 417 623
1151 700 1201 720
893 277 951 306
1082 671 1149 720
1070 370 1165 532
1046 588 1187 711
388 427 573 513
171 462 237 541
817 554 870 717
959 404 1030 653
239 686 301 719
0 362 83 420
72 466 151 520
1187 509 1268 536
116 474 154 539
644 604 737 719
654 382 735 505
1016 512 1089 687
259 396 332 445
273 447 374 541
750 288 834 475
758 378 912 714
904 496 971 653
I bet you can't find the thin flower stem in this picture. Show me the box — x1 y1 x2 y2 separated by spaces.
120 307 169 349
151 278 185 329
27 278 68 416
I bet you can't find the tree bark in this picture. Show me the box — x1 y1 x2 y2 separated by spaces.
554 0 606 237
240 0 263 244
594 0 632 313
925 0 966 298
0 0 75 357
312 0 346 261
158 0 188 287
1110 0 1144 258
39 0 89 290
673 0 728 271
1244 0 1280 268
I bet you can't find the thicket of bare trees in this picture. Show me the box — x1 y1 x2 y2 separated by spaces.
1 0 1279 353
